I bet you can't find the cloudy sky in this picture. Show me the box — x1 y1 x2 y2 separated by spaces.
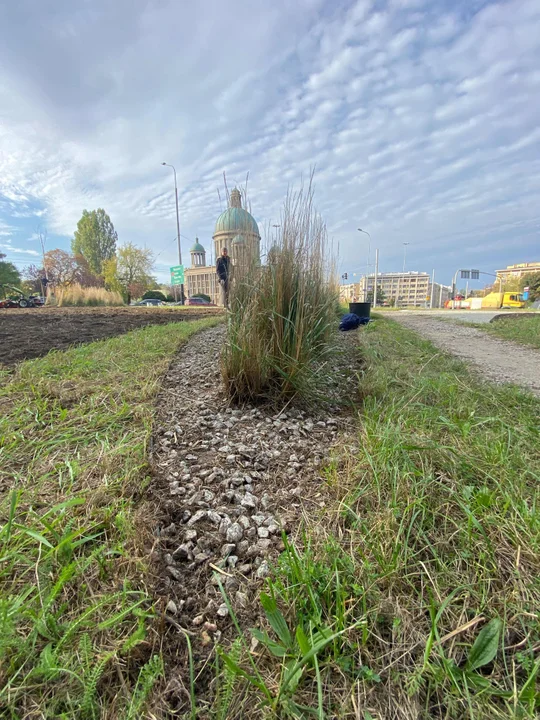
1 0 539 286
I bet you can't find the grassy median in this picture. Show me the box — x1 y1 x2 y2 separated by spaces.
217 318 540 719
466 315 540 349
0 317 221 718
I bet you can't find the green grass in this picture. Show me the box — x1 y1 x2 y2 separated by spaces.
0 317 221 718
465 315 540 349
216 318 540 719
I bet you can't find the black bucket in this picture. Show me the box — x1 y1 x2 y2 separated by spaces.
349 302 371 318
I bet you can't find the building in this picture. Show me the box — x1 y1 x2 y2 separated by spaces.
357 271 450 308
338 283 359 303
184 188 261 305
496 262 540 283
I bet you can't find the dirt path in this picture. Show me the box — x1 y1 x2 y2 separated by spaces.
392 314 540 397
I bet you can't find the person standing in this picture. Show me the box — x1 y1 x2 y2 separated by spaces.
216 247 231 308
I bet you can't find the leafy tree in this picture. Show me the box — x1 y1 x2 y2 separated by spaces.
102 257 124 295
73 254 103 288
192 293 211 303
104 243 154 303
43 249 80 287
142 290 167 301
520 272 540 301
0 252 21 288
72 209 118 274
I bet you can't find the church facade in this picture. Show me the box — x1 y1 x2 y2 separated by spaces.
184 188 261 305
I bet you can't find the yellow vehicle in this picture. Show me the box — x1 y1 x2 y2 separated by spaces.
481 291 526 309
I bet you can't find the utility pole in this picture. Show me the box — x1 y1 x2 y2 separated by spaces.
162 162 184 303
430 269 435 309
373 248 379 308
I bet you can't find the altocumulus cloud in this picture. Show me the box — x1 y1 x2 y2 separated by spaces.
0 0 539 281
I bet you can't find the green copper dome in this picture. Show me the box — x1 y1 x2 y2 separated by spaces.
214 208 259 236
190 238 205 253
214 188 260 237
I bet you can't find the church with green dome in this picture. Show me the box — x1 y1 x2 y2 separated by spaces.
184 187 261 305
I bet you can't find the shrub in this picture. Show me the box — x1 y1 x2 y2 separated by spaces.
142 290 167 301
221 179 337 404
55 284 124 307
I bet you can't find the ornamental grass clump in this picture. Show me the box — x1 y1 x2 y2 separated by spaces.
221 180 337 403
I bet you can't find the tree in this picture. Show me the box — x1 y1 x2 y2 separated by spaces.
73 254 103 288
0 252 21 287
43 249 80 287
521 272 540 301
104 243 154 303
72 209 117 274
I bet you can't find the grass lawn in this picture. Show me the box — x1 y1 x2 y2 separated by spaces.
466 315 540 349
0 317 221 719
216 318 540 719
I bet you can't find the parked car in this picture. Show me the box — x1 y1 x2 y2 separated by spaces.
187 297 215 306
134 298 165 306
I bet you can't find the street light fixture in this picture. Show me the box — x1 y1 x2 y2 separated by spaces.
161 162 184 303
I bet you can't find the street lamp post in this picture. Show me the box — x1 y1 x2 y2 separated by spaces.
358 228 371 302
161 162 184 303
402 242 410 273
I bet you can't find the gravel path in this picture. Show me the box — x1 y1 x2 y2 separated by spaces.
392 315 540 397
148 324 361 709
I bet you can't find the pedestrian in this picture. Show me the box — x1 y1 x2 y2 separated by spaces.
216 247 231 309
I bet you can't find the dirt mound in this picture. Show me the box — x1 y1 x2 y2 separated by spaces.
0 306 221 366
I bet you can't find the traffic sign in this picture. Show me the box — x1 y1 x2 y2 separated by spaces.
170 265 184 285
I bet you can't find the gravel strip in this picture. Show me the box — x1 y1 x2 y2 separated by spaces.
149 324 361 653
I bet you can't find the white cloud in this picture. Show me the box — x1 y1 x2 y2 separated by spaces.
0 0 539 282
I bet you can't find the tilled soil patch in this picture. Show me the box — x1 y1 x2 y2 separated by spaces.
0 306 221 365
148 324 362 713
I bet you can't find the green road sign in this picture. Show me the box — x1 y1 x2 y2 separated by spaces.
170 265 184 285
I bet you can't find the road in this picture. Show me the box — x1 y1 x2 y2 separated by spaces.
391 313 540 397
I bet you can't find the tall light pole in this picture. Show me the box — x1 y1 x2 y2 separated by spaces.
161 162 184 303
358 228 371 302
403 242 410 273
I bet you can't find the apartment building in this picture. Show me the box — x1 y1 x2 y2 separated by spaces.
496 262 540 282
357 271 450 307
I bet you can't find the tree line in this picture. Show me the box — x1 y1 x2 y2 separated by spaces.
1 209 162 304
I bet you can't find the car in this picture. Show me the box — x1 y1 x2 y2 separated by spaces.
134 298 165 306
187 297 215 306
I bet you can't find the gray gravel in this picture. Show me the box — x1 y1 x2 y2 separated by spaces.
151 324 360 635
392 315 540 396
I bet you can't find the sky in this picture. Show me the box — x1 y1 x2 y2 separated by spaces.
0 0 539 287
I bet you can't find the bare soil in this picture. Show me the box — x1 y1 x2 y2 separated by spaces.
392 314 540 396
0 306 222 366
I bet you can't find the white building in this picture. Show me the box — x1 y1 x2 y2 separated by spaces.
358 272 450 308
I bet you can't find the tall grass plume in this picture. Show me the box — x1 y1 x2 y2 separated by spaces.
221 177 337 403
55 283 124 307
